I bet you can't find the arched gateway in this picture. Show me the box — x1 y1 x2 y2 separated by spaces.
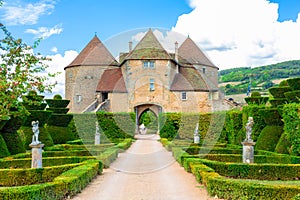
134 104 162 134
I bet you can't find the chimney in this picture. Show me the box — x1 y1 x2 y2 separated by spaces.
175 41 178 62
129 41 133 52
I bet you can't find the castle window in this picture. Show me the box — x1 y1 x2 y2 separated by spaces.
143 61 155 69
181 92 187 100
202 67 206 74
149 78 155 91
75 95 82 103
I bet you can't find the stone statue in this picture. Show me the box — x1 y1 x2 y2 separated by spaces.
245 117 254 142
95 121 100 145
194 123 200 144
31 120 41 144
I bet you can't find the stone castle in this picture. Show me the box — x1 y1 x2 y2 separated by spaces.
64 29 221 119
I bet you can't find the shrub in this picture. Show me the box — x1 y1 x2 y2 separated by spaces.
53 94 62 100
268 86 291 98
244 96 269 105
275 132 292 154
287 77 300 91
18 126 54 149
0 134 10 158
242 105 267 141
46 125 77 144
47 114 73 127
256 126 283 151
221 110 243 144
285 90 300 103
269 98 289 107
282 103 300 155
45 99 70 108
259 108 283 126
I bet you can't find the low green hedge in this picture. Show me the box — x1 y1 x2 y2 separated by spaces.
0 159 102 200
0 156 94 169
187 160 300 199
185 158 300 180
96 147 119 168
44 143 115 151
0 163 81 186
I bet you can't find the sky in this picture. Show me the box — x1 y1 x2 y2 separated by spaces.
1 0 300 97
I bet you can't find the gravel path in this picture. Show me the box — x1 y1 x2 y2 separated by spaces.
72 134 217 200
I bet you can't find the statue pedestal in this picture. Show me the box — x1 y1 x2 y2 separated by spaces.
29 143 44 168
194 134 200 144
95 134 100 145
241 141 255 163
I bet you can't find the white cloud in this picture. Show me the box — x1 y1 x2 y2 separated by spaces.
172 0 300 69
43 50 78 98
25 24 63 39
1 0 56 25
51 47 58 53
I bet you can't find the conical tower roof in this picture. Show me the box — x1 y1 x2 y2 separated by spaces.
65 35 118 69
178 37 217 68
126 29 171 60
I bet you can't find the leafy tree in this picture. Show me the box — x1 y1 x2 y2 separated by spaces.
0 24 58 120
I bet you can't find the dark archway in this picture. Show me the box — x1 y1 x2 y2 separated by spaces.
134 104 162 134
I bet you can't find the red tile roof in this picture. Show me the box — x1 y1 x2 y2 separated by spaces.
170 67 218 92
65 36 118 69
178 37 217 69
96 68 127 93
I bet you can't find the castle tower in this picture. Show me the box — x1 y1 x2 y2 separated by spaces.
64 35 118 113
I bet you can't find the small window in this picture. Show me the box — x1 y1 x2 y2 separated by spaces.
202 67 206 74
143 61 155 69
75 95 82 103
150 78 155 91
181 92 187 100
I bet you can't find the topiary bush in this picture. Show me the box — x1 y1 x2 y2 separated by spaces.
256 125 283 151
285 90 300 103
282 103 300 155
258 108 283 126
275 132 292 154
0 134 10 158
287 77 300 91
269 86 291 99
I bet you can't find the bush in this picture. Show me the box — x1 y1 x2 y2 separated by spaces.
221 110 243 144
269 98 289 107
18 126 54 149
45 99 70 108
287 77 300 91
259 108 283 126
0 159 101 200
285 90 300 103
47 114 73 127
244 96 269 105
268 86 291 98
53 94 62 100
22 110 52 127
242 105 267 141
282 104 300 155
256 126 283 151
46 125 77 144
0 163 80 186
275 132 292 154
0 134 10 158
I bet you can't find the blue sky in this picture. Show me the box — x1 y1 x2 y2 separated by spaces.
1 0 300 97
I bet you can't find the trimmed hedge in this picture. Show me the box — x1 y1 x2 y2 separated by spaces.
244 96 269 105
45 99 70 108
259 108 283 126
269 86 291 98
285 90 300 103
256 126 283 152
221 110 243 144
185 158 300 180
47 114 73 127
0 134 10 158
282 103 300 155
0 159 102 200
159 112 226 143
0 163 80 186
287 77 300 91
275 132 292 154
46 125 77 144
18 126 54 149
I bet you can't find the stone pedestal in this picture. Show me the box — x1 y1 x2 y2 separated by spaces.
241 141 255 163
95 133 100 145
29 143 44 168
194 134 200 144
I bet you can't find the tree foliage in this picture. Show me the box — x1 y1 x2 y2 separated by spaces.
0 25 58 120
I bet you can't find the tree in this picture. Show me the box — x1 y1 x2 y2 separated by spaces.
0 24 58 121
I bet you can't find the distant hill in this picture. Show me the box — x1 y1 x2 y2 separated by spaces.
218 60 300 95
